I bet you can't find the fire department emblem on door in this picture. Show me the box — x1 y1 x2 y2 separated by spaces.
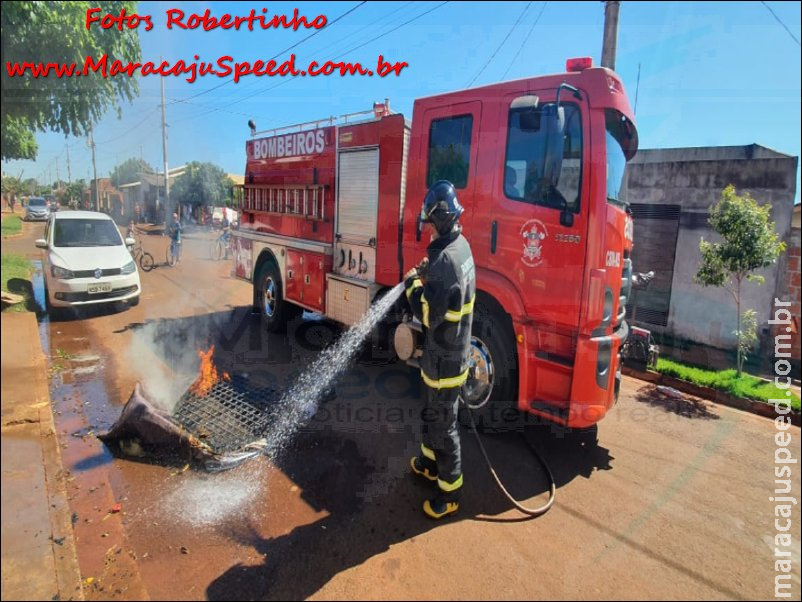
520 219 548 267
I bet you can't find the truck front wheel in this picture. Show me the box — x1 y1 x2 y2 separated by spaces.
460 303 518 432
256 262 299 333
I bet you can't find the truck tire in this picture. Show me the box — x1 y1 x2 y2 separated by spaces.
255 261 299 333
459 302 519 432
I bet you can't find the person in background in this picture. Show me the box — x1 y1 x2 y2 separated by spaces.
167 211 183 263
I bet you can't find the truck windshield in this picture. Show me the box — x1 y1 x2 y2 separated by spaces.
605 109 637 204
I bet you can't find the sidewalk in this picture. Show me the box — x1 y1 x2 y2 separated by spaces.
1 312 83 601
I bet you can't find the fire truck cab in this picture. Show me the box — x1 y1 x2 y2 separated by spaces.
233 58 638 430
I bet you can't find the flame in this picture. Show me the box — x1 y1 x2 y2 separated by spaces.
190 345 218 397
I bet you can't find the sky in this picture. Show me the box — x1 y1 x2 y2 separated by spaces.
3 1 801 202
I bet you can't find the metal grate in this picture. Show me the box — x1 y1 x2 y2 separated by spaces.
171 376 278 455
630 203 681 220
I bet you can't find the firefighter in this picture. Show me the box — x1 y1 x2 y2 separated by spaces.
404 180 476 519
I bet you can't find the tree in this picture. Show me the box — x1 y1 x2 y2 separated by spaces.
1 1 141 160
110 157 154 188
694 185 786 375
1 175 23 197
171 162 234 211
58 180 86 207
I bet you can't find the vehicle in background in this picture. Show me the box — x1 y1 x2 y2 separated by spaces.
25 197 50 221
36 211 141 313
211 206 238 228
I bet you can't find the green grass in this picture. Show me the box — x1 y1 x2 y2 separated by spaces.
655 357 800 411
1 253 34 312
1 215 22 237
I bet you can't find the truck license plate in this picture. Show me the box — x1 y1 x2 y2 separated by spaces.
87 283 112 294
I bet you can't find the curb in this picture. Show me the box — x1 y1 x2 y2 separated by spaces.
622 366 801 427
0 313 85 600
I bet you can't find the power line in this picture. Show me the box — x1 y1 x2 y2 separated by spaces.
760 1 800 46
501 1 549 80
170 2 451 126
168 2 368 106
467 1 533 87
231 2 451 107
94 109 160 145
333 1 450 59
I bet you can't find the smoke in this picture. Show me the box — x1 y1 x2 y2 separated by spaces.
125 323 197 413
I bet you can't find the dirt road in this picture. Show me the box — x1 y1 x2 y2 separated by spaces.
7 220 801 600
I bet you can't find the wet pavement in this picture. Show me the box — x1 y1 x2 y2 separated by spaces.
6 220 801 600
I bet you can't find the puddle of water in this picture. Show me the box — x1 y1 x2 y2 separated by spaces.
30 261 49 354
67 366 98 377
157 462 268 527
70 354 102 364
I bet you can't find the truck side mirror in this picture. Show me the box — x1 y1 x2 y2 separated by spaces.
541 104 565 190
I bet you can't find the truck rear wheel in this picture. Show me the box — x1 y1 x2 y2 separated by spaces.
256 262 300 333
459 303 518 432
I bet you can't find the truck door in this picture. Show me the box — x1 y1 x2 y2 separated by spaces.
472 91 589 333
415 101 482 243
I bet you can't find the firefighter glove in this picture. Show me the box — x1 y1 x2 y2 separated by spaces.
416 257 430 279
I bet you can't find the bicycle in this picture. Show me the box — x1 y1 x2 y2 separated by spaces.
166 239 182 267
210 230 231 261
130 238 155 272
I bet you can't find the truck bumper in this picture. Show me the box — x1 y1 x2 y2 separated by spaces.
517 320 628 429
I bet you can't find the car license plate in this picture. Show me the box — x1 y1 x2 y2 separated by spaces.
87 283 112 294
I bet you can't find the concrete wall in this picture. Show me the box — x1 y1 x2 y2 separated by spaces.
627 145 798 356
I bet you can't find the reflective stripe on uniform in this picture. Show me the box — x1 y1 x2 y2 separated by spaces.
421 294 430 328
445 295 475 322
405 277 422 301
421 443 436 461
421 368 469 390
438 474 463 492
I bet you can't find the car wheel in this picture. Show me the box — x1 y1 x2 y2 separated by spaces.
128 295 140 307
44 285 64 321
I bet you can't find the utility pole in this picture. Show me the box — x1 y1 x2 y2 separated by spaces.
601 1 620 70
66 143 73 207
66 144 72 183
160 73 170 223
88 125 99 210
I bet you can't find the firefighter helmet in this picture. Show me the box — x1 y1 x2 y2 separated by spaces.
421 180 464 235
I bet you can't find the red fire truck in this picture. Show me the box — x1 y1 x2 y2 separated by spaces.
232 57 638 429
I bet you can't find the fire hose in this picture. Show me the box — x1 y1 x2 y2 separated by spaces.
462 400 556 517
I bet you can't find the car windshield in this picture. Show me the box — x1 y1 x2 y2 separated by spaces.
29 198 47 207
53 219 123 247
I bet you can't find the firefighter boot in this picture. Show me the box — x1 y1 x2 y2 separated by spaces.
423 489 460 520
410 455 438 482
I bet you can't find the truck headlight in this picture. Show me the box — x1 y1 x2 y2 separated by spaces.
51 265 74 279
120 260 136 275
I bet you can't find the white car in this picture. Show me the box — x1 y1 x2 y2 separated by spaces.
36 211 141 311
